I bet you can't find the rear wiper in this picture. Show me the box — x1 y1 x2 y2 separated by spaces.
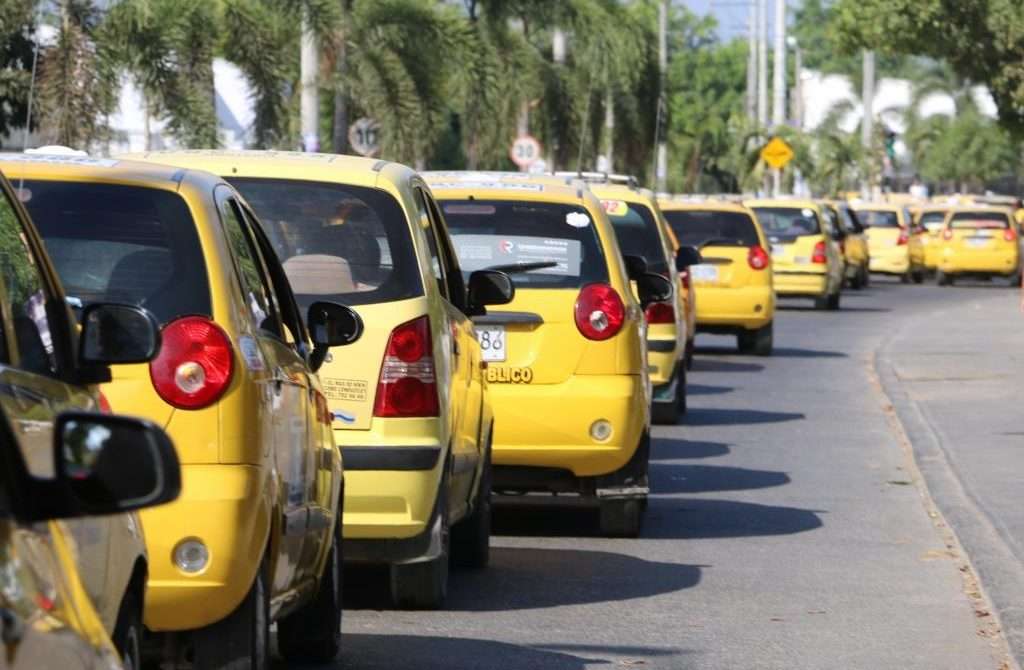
699 237 744 249
481 261 559 274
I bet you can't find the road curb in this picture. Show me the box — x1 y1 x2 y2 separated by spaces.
876 318 1024 670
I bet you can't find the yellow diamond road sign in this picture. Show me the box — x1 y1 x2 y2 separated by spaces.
761 137 794 169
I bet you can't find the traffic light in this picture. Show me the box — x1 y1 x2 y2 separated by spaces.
884 129 897 159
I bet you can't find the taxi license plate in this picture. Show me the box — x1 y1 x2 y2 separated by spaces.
475 326 506 362
967 237 991 247
691 264 719 282
771 244 785 257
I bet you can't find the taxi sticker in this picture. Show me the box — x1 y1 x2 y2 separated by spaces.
801 208 815 218
601 199 629 217
486 366 533 384
238 336 265 371
322 378 368 402
566 212 591 228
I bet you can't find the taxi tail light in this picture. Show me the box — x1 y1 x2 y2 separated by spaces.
748 245 769 270
575 283 626 341
942 229 954 241
811 241 828 264
373 316 439 418
644 301 675 324
897 230 909 245
1004 228 1017 242
149 317 234 410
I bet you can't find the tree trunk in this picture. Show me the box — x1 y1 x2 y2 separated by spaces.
331 8 348 154
300 13 319 152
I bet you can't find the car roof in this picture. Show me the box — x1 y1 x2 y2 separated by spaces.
744 198 821 211
850 202 904 212
946 205 1014 216
118 149 416 190
587 182 657 207
0 152 221 193
424 171 586 204
657 198 751 213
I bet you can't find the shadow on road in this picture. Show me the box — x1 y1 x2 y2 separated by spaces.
690 358 764 373
695 346 846 359
686 382 735 396
776 303 891 313
330 634 691 670
644 497 824 539
650 438 730 460
684 407 804 426
650 463 790 494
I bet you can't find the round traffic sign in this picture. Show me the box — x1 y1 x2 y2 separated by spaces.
348 118 381 157
510 135 542 169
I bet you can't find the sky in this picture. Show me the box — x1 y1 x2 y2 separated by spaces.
684 0 776 42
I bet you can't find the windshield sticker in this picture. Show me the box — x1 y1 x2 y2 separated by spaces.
429 181 543 192
238 336 265 371
566 212 591 228
801 208 814 218
452 234 583 276
601 200 629 217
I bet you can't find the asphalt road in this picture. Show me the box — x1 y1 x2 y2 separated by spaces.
310 277 1020 670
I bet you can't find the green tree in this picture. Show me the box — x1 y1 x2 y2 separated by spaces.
0 0 37 143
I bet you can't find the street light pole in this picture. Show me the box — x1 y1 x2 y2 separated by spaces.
861 49 875 197
300 15 319 152
771 0 786 196
655 0 668 192
756 0 768 129
746 1 757 121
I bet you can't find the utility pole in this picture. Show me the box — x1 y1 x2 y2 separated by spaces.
788 37 802 130
300 14 319 152
771 0 786 129
861 50 875 197
605 91 615 173
756 0 768 129
549 28 566 170
746 1 757 121
655 0 668 192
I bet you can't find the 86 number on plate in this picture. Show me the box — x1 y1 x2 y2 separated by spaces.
475 326 506 362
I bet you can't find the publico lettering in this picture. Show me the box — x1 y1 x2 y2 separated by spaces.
486 366 534 384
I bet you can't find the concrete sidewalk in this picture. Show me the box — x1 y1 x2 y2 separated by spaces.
878 285 1024 666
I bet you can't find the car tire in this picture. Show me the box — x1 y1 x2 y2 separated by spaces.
599 498 644 538
192 559 269 670
752 322 773 356
826 291 841 310
685 339 695 370
936 270 954 286
390 506 450 609
452 440 492 570
277 514 343 664
861 266 871 287
912 269 925 284
112 587 143 670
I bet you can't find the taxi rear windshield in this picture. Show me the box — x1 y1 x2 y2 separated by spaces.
751 207 821 241
664 210 760 247
18 180 211 325
857 210 900 228
440 199 609 289
918 211 947 229
949 212 1010 229
230 178 423 307
602 200 669 274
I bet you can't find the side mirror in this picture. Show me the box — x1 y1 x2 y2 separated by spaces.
675 246 703 270
636 272 673 308
54 412 181 517
80 303 161 365
307 301 363 372
622 254 648 279
466 270 515 316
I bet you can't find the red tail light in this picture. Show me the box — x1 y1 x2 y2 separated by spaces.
150 317 234 409
574 283 625 341
811 240 827 264
897 230 909 245
373 316 439 418
644 301 674 324
942 229 953 241
98 391 112 414
1004 228 1016 242
748 245 769 270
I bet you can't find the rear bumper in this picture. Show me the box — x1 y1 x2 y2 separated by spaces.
869 247 909 274
939 250 1018 274
646 343 680 386
772 271 828 297
489 374 648 478
694 284 774 330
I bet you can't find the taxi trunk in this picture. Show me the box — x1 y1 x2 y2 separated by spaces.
942 227 1019 274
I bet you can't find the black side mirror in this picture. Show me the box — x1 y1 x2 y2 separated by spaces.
53 412 181 517
636 272 673 307
623 254 648 279
675 246 703 270
80 303 161 365
307 301 363 372
466 270 515 316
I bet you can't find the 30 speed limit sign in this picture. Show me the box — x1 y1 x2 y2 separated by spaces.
510 134 542 169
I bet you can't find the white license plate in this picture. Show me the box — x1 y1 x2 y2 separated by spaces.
771 244 785 257
690 264 719 282
967 237 991 247
475 326 506 362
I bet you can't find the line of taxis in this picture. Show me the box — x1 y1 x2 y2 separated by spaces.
0 148 1019 670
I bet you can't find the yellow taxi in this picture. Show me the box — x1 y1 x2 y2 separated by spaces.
426 171 671 537
914 205 950 271
936 206 1021 285
0 165 181 670
584 180 693 424
745 198 844 310
127 151 508 609
4 153 359 667
658 198 774 354
853 203 926 283
822 200 871 289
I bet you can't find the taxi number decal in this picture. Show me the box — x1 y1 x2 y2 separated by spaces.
486 367 533 384
322 378 368 402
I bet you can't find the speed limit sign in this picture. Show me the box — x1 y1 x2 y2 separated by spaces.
348 118 381 157
510 135 542 169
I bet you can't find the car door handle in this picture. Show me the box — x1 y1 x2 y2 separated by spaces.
0 607 24 645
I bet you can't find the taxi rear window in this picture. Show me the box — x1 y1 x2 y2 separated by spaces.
602 200 669 274
857 210 900 228
751 207 822 241
664 210 760 247
440 199 608 289
949 212 1009 229
230 178 423 308
918 211 947 229
18 180 211 325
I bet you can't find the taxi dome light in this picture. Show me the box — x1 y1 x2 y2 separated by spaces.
25 145 88 156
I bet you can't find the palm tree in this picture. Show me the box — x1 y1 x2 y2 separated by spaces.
0 0 38 143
